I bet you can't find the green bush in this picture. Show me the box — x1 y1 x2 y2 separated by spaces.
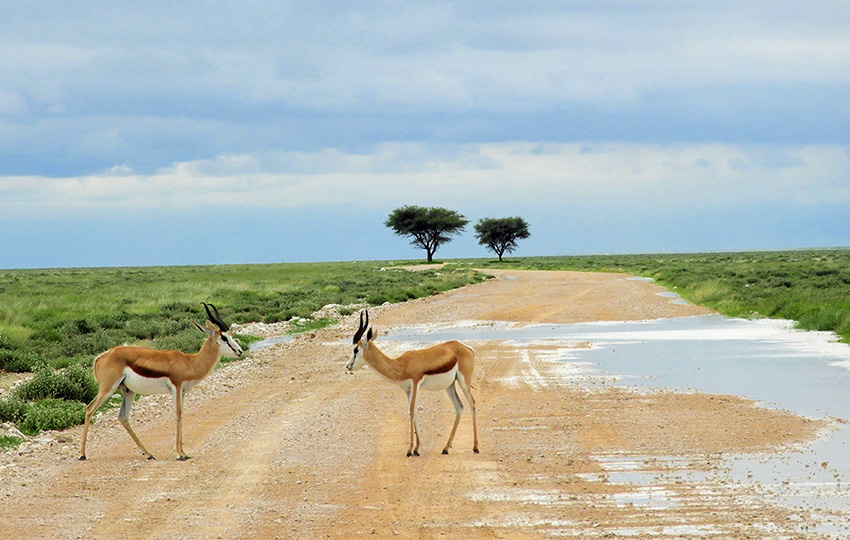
59 329 125 357
60 318 99 335
12 364 98 404
0 348 43 372
19 398 85 435
45 354 91 371
0 332 44 372
0 397 29 424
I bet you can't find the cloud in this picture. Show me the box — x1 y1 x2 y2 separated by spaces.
3 2 848 115
3 142 847 219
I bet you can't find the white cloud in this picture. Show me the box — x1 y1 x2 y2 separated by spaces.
3 142 847 217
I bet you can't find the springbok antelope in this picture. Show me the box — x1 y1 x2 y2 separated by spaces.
79 303 243 461
345 310 479 456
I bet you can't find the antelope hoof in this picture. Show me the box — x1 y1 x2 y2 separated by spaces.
147 455 156 460
474 448 480 454
441 449 449 455
79 455 87 461
406 451 413 457
177 455 191 461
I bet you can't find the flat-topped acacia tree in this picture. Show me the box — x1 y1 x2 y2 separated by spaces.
474 217 531 261
385 205 469 262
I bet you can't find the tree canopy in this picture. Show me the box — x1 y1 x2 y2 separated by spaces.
474 217 531 261
385 206 469 262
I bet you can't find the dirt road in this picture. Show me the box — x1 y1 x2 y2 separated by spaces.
0 270 833 539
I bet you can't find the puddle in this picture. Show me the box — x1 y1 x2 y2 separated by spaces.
656 290 691 305
249 335 293 350
386 314 850 417
385 314 850 535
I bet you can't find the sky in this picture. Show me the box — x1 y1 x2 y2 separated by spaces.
0 1 848 268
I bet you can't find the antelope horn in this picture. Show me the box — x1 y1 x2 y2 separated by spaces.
352 309 369 344
202 302 230 332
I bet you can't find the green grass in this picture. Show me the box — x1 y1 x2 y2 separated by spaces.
0 435 24 451
287 317 339 334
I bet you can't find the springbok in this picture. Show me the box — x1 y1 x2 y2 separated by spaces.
345 309 479 456
79 303 243 461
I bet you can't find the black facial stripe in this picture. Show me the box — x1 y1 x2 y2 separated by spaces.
221 335 241 354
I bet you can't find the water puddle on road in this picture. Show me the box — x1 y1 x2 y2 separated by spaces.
248 335 293 351
384 314 850 536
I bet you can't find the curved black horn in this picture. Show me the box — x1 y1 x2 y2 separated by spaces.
202 302 229 332
352 309 369 344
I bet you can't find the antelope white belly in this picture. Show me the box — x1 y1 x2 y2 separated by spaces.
420 365 458 391
122 367 174 395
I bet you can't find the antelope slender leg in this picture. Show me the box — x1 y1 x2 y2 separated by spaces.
457 375 479 453
80 383 121 460
174 384 190 460
442 383 464 455
118 388 155 460
406 383 421 456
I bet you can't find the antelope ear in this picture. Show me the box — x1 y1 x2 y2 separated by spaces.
367 328 377 341
194 322 215 337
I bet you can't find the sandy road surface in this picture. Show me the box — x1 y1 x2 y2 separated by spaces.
0 270 834 539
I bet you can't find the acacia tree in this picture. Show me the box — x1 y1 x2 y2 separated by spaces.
385 205 469 262
474 216 531 261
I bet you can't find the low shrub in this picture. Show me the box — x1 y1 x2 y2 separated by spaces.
12 364 98 404
59 318 99 335
0 348 43 372
0 397 29 424
59 329 124 357
19 398 85 435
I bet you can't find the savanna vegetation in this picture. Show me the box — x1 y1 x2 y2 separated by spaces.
474 217 531 261
0 262 487 436
385 205 470 262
